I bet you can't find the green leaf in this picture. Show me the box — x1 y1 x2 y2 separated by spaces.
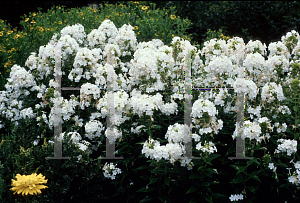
248 185 257 192
236 165 248 175
204 195 213 203
165 177 170 186
213 193 227 199
293 105 298 112
135 165 149 171
207 153 221 162
186 186 197 194
159 195 167 203
149 177 159 184
295 119 300 126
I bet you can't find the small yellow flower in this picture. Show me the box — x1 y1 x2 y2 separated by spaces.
39 27 44 32
137 31 140 35
0 31 3 36
172 34 174 37
82 17 84 19
134 1 139 4
133 26 138 30
25 18 29 22
10 173 48 196
31 20 36 24
58 7 61 9
170 15 176 20
155 33 158 36
58 21 62 25
94 9 97 12
32 13 36 17
141 6 148 10
13 34 20 39
7 30 13 35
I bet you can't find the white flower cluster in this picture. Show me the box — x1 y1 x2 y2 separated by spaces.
102 162 122 180
191 99 223 136
1 17 300 177
245 39 267 56
59 131 91 152
232 117 273 143
60 23 86 45
275 139 297 156
244 53 266 85
196 140 217 154
85 120 105 140
261 82 286 104
288 160 300 186
229 193 244 202
114 24 137 56
141 136 193 169
201 38 228 64
268 41 291 59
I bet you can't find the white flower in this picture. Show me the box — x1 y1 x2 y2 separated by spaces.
268 163 277 172
102 162 122 180
229 193 244 202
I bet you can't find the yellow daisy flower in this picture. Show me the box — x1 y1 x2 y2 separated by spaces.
24 18 29 22
10 173 48 196
141 6 148 10
170 15 176 20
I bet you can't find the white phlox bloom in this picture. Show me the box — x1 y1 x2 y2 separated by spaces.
232 120 262 142
265 55 291 80
268 163 277 172
200 38 228 64
244 53 267 86
85 120 105 140
196 140 217 154
25 52 53 81
60 23 86 45
281 30 300 53
245 39 267 56
56 35 80 67
79 83 101 109
229 193 244 202
5 65 37 93
60 96 80 121
232 78 259 101
114 24 137 56
191 99 223 135
261 82 286 105
137 38 164 50
128 90 164 117
226 37 245 64
276 139 297 156
19 107 35 120
268 41 291 59
204 55 234 82
291 41 300 60
98 19 119 44
105 126 123 144
87 28 106 48
102 162 122 180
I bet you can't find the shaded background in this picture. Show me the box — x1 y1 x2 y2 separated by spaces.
1 1 300 47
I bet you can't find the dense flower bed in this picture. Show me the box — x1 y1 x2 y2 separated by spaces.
0 18 300 202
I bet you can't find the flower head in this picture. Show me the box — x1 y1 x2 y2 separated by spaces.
10 173 48 196
141 6 148 10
